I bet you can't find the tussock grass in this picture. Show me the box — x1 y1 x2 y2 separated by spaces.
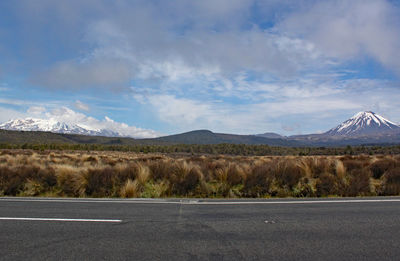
120 179 139 198
56 165 86 197
383 167 400 195
0 150 400 197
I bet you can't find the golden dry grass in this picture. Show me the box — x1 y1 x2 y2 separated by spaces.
0 150 399 197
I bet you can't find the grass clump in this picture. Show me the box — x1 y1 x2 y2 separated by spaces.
120 179 140 198
0 150 399 197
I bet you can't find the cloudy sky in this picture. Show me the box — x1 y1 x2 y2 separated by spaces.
1 0 400 138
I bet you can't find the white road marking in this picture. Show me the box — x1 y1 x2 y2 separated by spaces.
0 198 178 204
191 199 400 205
0 198 400 205
264 220 276 224
0 217 122 222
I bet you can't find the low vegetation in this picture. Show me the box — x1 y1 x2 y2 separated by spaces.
0 150 400 198
1 142 400 156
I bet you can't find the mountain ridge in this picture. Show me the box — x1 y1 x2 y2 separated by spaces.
0 111 399 146
324 111 400 136
286 111 400 145
0 118 121 137
147 130 299 146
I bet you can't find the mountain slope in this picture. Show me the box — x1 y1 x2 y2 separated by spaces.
325 111 400 136
1 111 399 146
0 118 120 137
149 130 299 146
0 129 175 145
289 111 400 145
256 132 285 139
0 129 299 146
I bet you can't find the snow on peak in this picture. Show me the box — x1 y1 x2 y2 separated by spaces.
326 111 400 136
0 118 120 137
350 111 395 126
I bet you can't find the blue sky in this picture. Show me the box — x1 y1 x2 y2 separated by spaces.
1 0 400 138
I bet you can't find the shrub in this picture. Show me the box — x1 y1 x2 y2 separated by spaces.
149 160 173 181
226 163 246 186
136 164 150 185
214 167 228 184
141 181 169 198
85 167 114 197
244 164 274 197
383 167 400 195
334 160 346 178
14 165 40 179
370 158 397 179
316 173 338 196
0 165 54 195
346 169 371 196
308 157 335 178
113 163 139 187
170 162 203 195
120 179 139 198
275 161 304 189
341 159 364 172
22 179 45 196
82 155 98 164
0 166 20 195
0 150 397 198
56 166 86 197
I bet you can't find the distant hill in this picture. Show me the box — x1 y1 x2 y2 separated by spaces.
0 129 300 147
1 111 399 147
289 133 400 146
256 132 285 139
147 130 299 146
0 129 168 146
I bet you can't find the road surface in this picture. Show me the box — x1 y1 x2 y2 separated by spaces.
1 197 400 260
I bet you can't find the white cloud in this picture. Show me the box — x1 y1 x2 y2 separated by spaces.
0 107 27 123
133 77 400 135
2 0 400 136
74 100 90 111
42 107 159 138
0 98 28 106
3 106 159 138
147 95 218 127
27 106 46 115
279 0 400 74
31 6 328 91
32 58 132 90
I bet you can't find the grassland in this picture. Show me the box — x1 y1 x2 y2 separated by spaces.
0 149 399 198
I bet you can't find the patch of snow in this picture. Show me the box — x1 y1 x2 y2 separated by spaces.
0 118 123 137
326 111 400 136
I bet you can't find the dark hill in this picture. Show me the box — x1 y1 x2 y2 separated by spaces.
1 128 398 147
0 129 300 146
149 130 299 146
0 129 167 145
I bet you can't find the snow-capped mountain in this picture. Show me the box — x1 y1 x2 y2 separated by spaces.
325 111 400 136
0 118 121 137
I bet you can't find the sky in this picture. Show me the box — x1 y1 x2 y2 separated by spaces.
0 0 400 138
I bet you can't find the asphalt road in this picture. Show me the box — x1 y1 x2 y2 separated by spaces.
1 197 400 261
